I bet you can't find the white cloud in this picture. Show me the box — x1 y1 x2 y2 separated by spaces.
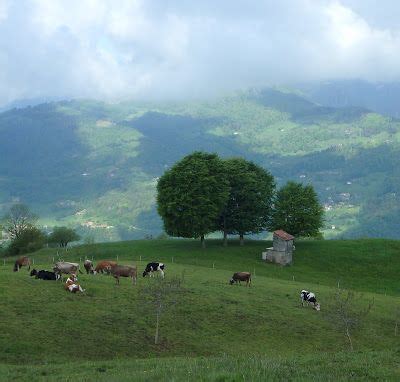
1 0 400 105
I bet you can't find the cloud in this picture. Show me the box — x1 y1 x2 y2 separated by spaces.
1 0 400 105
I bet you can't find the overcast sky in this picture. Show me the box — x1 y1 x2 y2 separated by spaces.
1 0 400 105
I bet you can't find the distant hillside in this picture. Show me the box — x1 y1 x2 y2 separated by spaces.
1 89 400 241
302 79 400 118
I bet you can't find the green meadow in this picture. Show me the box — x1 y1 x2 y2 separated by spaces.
1 239 399 380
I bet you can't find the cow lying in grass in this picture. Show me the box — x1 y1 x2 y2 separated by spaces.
300 290 321 311
229 272 251 287
111 265 137 285
142 262 165 278
30 269 60 280
64 274 84 293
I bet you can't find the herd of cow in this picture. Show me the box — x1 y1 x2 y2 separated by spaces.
12 255 321 309
13 255 166 293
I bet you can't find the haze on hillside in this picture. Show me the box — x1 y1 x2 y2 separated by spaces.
1 0 400 106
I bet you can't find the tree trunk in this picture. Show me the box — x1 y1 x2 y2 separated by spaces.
345 327 353 351
223 231 228 247
201 235 206 249
154 310 160 345
239 234 244 246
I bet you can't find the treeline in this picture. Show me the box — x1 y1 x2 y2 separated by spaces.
157 152 324 247
1 204 80 256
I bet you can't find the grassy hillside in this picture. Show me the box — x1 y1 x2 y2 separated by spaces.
1 239 399 380
2 89 400 240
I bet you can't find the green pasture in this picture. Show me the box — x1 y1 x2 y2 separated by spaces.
0 239 399 380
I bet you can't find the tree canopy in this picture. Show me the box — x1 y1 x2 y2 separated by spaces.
269 181 324 237
157 152 324 245
220 158 275 245
157 152 230 247
3 203 38 239
48 226 81 248
7 226 46 256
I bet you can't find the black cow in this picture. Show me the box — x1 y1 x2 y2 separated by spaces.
142 262 165 278
30 269 60 281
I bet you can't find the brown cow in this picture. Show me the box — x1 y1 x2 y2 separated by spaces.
95 260 117 274
229 272 251 287
110 265 137 285
13 256 31 272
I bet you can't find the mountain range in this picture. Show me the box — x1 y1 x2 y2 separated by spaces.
1 80 400 241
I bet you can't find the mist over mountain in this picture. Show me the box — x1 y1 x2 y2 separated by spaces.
303 80 400 118
2 1 400 106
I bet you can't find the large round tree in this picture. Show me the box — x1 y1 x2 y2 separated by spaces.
220 158 275 246
157 152 229 247
269 181 324 237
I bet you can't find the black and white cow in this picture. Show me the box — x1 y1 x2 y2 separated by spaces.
142 262 165 278
30 269 60 281
300 290 320 311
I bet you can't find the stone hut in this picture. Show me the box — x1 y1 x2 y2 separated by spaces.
262 230 294 266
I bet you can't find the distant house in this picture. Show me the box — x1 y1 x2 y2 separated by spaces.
262 230 294 266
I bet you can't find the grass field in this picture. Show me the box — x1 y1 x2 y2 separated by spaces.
1 239 400 380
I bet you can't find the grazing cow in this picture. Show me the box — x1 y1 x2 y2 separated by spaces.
13 256 31 272
64 274 84 293
84 259 95 274
95 260 117 274
111 265 137 285
142 262 165 278
300 290 321 311
30 269 60 280
53 261 82 278
229 272 251 287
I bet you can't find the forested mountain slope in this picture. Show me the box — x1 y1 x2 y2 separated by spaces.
1 88 400 241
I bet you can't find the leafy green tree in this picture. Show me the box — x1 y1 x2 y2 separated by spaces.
269 181 324 237
157 152 229 248
220 158 275 246
48 226 80 248
3 203 38 239
7 226 46 256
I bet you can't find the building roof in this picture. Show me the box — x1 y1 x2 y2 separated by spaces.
274 230 294 241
